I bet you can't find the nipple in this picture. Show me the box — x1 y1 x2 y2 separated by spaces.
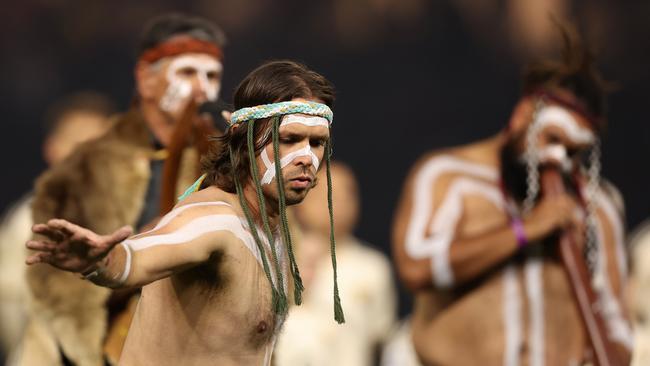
256 321 269 334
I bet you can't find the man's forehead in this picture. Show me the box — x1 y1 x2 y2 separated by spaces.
166 53 222 71
279 116 330 136
545 101 595 133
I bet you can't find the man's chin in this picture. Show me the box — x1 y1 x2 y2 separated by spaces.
284 188 310 205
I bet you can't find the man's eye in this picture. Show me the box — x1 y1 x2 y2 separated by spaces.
310 140 326 147
178 67 196 77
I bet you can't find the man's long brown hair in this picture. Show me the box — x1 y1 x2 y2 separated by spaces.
201 60 335 191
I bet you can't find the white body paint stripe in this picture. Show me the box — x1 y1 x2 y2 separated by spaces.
428 177 505 287
126 214 253 252
536 106 595 144
593 188 628 283
525 258 545 366
503 265 522 366
589 188 634 349
152 201 232 231
118 242 133 285
126 208 287 288
260 144 320 185
405 155 499 261
281 114 329 127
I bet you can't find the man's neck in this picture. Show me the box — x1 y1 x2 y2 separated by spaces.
140 101 174 147
241 184 280 231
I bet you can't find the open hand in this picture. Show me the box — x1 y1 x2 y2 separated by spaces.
26 219 132 274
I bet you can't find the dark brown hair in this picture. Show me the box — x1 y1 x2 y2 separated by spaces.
201 60 335 192
136 13 226 58
522 21 611 129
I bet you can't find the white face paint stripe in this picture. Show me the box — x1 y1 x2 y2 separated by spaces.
280 114 330 128
405 155 499 260
524 258 545 366
260 144 320 185
537 145 573 172
503 265 522 366
159 55 223 113
536 106 595 145
428 178 505 287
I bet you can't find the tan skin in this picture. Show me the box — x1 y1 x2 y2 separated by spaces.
392 93 630 365
26 97 330 365
135 48 223 147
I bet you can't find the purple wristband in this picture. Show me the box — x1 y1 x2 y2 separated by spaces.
511 218 528 248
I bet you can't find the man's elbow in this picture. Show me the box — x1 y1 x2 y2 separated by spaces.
397 260 432 292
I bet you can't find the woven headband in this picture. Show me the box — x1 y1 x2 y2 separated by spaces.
229 101 333 125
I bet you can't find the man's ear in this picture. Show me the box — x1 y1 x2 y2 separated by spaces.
135 61 157 101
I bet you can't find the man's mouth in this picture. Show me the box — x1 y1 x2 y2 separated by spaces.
288 174 313 189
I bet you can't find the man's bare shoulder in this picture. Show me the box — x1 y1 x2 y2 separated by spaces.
407 137 501 184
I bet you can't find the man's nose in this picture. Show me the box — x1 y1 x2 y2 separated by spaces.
293 149 314 167
190 76 208 100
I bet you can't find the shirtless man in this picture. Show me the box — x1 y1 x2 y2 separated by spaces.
26 60 342 365
392 27 632 365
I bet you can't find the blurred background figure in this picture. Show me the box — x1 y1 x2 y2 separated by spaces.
629 220 650 366
275 162 397 366
392 23 632 365
380 318 422 366
0 91 114 365
20 13 227 366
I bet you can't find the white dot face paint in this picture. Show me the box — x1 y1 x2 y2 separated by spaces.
537 144 573 171
258 114 329 185
159 54 223 114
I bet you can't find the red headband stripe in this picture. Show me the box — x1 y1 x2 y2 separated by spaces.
139 38 223 64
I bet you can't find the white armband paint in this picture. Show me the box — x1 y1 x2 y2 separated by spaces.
118 242 133 285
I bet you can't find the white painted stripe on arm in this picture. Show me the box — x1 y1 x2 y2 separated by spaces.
404 155 499 259
152 201 232 231
117 242 133 285
426 177 504 287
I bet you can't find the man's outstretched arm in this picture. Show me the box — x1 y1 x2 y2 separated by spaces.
26 204 232 288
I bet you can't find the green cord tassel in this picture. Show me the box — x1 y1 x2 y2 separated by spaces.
230 142 285 315
325 141 345 323
247 120 288 314
272 116 304 305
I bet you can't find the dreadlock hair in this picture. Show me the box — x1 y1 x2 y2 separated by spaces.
201 60 344 322
517 22 611 273
522 20 612 132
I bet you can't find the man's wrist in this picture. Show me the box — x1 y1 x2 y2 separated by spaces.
80 256 108 280
511 218 528 248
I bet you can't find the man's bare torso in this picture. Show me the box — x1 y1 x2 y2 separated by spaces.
397 137 630 365
119 187 288 366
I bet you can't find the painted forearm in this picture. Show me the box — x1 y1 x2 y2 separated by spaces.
439 224 521 287
82 242 132 289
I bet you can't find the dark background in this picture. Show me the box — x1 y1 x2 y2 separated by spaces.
1 0 648 317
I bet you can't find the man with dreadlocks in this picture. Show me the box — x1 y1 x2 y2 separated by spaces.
26 60 343 365
392 25 632 365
